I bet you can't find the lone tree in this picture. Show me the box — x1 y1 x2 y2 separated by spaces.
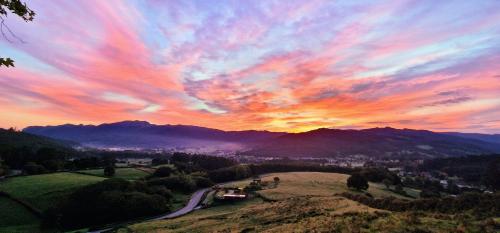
153 166 176 178
104 165 115 177
1 0 35 67
382 178 392 189
273 176 280 184
482 161 500 191
347 173 369 191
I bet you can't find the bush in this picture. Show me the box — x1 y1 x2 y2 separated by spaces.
420 189 441 198
347 173 369 190
152 166 177 178
192 176 214 188
147 175 197 193
104 166 115 177
24 162 47 175
341 191 500 218
208 165 253 183
43 178 171 229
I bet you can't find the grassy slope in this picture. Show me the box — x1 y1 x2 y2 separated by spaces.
120 172 389 232
77 168 148 180
0 197 40 233
121 172 493 233
226 172 412 200
0 172 105 211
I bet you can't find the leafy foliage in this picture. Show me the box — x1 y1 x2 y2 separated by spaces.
421 155 500 184
347 173 369 190
170 153 237 173
342 191 500 219
0 128 75 171
103 165 115 177
43 178 172 230
1 0 35 67
0 57 14 67
147 174 197 194
0 0 35 21
482 160 500 191
152 166 177 178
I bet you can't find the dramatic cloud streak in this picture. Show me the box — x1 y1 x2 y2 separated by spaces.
1 0 500 133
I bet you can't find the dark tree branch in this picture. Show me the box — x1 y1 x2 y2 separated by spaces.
0 0 35 67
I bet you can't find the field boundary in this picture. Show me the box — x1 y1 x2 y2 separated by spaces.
0 191 42 218
70 171 107 178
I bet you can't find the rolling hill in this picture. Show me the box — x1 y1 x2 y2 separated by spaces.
23 121 285 152
248 127 500 158
23 122 500 158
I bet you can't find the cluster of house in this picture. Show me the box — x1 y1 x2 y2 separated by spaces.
213 187 247 200
214 178 266 201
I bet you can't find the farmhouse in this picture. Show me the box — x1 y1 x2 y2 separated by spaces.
217 187 247 200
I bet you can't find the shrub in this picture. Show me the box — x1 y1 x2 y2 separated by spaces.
43 178 171 229
192 176 214 188
104 165 115 177
420 189 441 198
147 175 197 193
24 162 47 175
152 166 177 178
347 173 369 190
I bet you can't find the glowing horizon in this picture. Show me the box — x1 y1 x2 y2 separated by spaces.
1 0 500 133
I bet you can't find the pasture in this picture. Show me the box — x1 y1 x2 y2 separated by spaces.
119 172 486 233
120 172 391 232
77 167 149 180
225 172 412 200
0 172 105 211
0 197 40 233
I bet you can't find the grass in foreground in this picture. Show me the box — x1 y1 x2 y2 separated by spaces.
77 168 148 180
0 172 105 211
120 172 498 233
171 192 191 211
0 197 40 233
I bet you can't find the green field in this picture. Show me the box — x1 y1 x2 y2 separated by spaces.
77 167 149 180
0 197 40 233
0 172 105 211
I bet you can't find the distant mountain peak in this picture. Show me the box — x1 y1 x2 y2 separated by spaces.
100 120 152 127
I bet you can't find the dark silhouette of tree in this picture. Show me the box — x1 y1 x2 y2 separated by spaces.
1 0 35 67
104 165 115 177
273 176 280 184
395 184 404 193
152 166 176 178
420 188 441 198
347 173 369 191
383 178 392 189
482 160 500 191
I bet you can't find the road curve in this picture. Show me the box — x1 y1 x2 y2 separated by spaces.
151 188 210 220
88 188 210 233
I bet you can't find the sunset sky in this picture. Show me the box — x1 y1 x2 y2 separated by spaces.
1 0 500 133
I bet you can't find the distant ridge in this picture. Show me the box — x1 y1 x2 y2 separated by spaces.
23 120 285 152
23 121 500 158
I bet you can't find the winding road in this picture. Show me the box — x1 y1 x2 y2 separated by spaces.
88 188 210 233
151 188 210 220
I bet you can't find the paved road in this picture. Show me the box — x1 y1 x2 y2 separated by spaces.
88 188 210 233
151 188 210 220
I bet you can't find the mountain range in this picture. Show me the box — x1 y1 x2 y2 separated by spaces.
23 121 500 158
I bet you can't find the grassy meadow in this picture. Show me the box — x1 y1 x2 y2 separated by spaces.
225 172 412 200
0 172 105 211
0 197 40 233
77 167 149 180
119 172 497 233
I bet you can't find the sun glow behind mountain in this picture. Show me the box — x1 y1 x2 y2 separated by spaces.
1 0 500 133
